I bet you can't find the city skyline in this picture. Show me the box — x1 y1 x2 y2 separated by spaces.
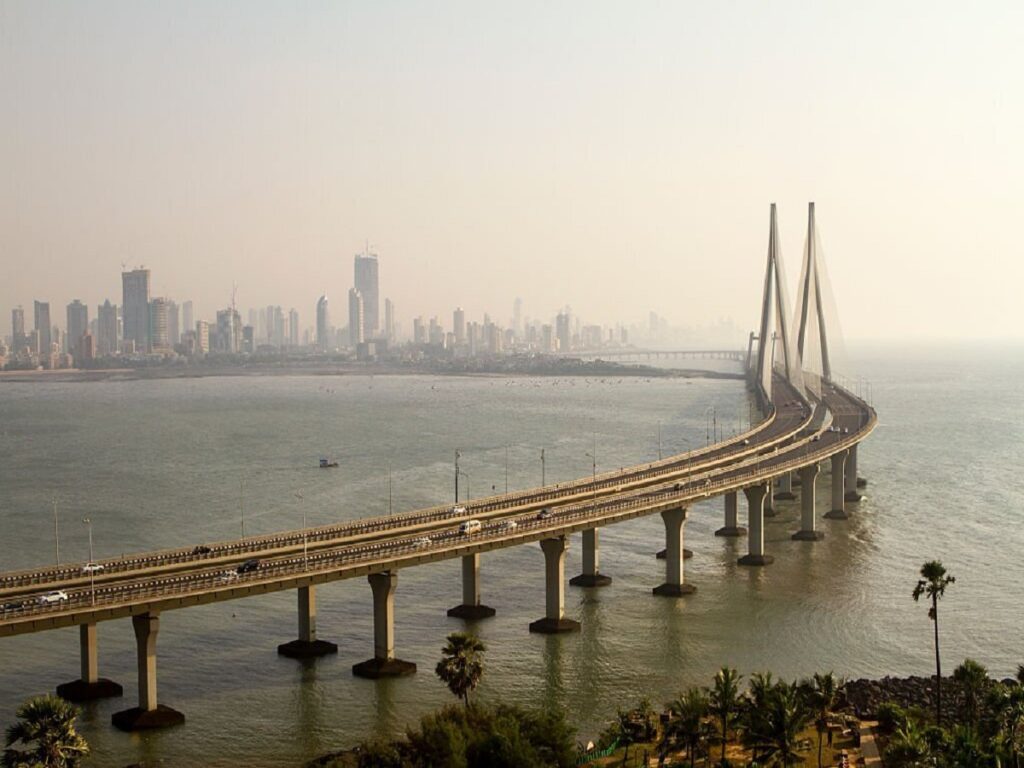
3 3 1022 341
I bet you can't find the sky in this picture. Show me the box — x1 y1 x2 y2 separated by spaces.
1 1 1022 341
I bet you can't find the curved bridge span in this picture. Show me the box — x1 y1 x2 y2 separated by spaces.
0 202 874 732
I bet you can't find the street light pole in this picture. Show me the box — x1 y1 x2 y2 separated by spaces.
240 478 245 540
388 461 393 514
295 491 307 568
454 450 461 504
53 499 60 566
658 422 662 460
505 445 509 494
540 448 546 487
83 517 95 605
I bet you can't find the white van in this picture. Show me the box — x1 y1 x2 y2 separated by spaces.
459 519 482 535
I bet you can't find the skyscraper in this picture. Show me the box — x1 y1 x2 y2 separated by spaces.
316 295 330 352
97 301 118 357
168 301 180 347
182 301 194 335
66 300 88 358
288 308 299 347
122 269 151 353
453 307 466 344
348 288 364 347
384 298 395 342
11 307 25 352
33 301 51 355
149 298 171 352
513 297 522 339
353 252 379 337
556 311 571 353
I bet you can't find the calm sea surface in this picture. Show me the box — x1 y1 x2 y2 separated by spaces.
0 345 1021 767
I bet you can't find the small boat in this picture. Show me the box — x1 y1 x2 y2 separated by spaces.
319 458 339 469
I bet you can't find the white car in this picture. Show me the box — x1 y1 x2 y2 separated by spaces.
82 563 104 574
413 537 432 548
452 505 467 515
217 570 238 583
459 519 482 534
500 520 519 531
38 590 69 605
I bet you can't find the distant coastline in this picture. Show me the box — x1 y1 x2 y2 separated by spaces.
0 359 744 384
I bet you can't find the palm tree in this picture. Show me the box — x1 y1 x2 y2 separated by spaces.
884 717 931 768
743 672 774 762
3 695 89 768
912 560 955 726
666 688 710 768
434 631 486 707
708 666 742 767
807 672 839 768
749 682 812 768
991 684 1024 768
952 658 988 731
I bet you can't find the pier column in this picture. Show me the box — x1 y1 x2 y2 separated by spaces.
448 554 497 618
715 491 747 537
571 528 612 587
739 483 774 566
529 536 580 633
56 623 124 702
353 572 416 678
825 450 849 519
775 472 796 501
112 613 184 731
654 508 696 596
792 464 824 541
278 585 339 658
844 444 862 501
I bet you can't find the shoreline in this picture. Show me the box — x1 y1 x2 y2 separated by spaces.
0 362 745 384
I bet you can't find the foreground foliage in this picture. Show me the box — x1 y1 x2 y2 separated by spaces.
2 695 89 768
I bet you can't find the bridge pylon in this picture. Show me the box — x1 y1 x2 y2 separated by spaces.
754 203 803 403
794 201 833 394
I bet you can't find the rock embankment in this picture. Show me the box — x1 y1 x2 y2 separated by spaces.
840 675 1006 719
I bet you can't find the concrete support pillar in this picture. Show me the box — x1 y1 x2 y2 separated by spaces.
529 536 580 633
570 528 612 587
739 483 774 566
448 553 497 618
112 613 184 730
825 450 849 519
792 464 824 541
278 585 339 658
844 444 862 501
654 508 696 596
715 491 747 537
56 623 124 703
353 571 416 678
764 482 777 517
775 471 796 501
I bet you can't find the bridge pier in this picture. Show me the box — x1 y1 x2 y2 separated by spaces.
448 553 497 618
529 536 580 633
570 528 612 587
844 444 862 501
825 450 849 519
792 464 824 541
56 623 123 702
739 483 774 566
112 613 184 731
775 472 796 501
653 508 695 596
278 585 339 658
353 572 416 678
715 491 747 537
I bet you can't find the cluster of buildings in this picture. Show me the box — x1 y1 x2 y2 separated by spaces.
2 249 737 371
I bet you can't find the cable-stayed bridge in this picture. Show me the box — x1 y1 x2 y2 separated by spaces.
0 203 875 731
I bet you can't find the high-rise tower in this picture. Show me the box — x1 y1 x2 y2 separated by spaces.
353 251 379 337
122 268 151 353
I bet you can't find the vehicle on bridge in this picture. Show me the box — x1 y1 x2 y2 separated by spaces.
536 508 553 520
237 559 261 574
38 591 68 605
458 519 482 535
82 563 104 574
319 457 339 468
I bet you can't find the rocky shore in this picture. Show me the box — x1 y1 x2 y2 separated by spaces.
840 674 1008 719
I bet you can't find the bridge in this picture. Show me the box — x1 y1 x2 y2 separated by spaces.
0 202 875 731
566 349 746 362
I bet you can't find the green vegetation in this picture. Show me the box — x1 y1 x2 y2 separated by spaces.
912 560 955 726
2 695 88 768
434 632 487 707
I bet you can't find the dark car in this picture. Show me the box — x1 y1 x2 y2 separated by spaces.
536 508 553 520
192 545 212 555
237 559 260 575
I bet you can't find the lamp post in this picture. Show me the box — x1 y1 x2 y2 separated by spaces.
387 461 393 514
53 499 60 566
585 435 597 512
459 470 470 501
658 422 662 461
239 478 246 540
505 445 509 494
295 491 307 568
540 448 546 487
83 517 95 605
454 450 461 503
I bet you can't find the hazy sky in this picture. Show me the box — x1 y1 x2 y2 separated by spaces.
2 1 1021 340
